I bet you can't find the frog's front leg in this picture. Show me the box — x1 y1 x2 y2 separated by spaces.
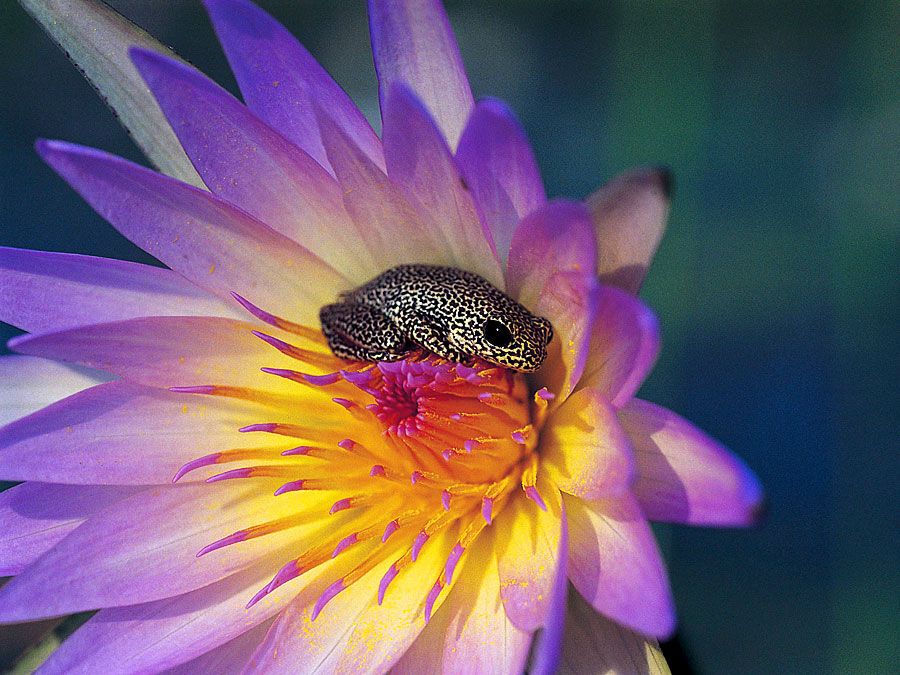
404 314 472 364
320 302 412 363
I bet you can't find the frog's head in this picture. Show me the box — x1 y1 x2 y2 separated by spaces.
448 302 554 372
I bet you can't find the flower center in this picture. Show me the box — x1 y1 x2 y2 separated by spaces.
175 294 553 620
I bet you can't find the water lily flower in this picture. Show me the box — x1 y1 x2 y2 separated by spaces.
0 0 763 672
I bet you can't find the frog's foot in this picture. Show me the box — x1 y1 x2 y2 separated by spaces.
406 315 472 365
320 302 412 363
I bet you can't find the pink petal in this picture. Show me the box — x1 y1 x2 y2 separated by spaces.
40 563 292 674
382 84 504 289
541 387 635 501
130 49 376 285
0 483 136 576
204 0 384 174
496 475 564 631
619 399 765 526
9 316 301 390
561 589 669 674
368 0 473 149
0 247 238 334
0 355 109 427
528 497 569 675
314 103 453 273
0 381 277 485
393 529 532 675
531 270 599 400
456 98 547 263
565 492 676 638
37 140 348 326
507 200 596 310
577 285 661 407
0 482 306 622
586 167 672 295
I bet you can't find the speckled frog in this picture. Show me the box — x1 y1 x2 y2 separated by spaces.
320 264 553 372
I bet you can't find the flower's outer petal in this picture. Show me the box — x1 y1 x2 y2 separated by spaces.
39 563 294 674
456 98 546 263
542 387 635 501
204 0 384 174
619 399 764 526
0 483 136 576
37 141 348 326
531 270 599 401
17 0 203 187
564 493 676 638
586 167 672 296
130 49 377 285
560 589 670 675
164 619 273 675
0 356 109 427
393 529 532 675
249 528 456 674
0 381 282 485
382 84 503 289
507 200 597 313
496 474 563 632
315 103 452 272
528 497 568 675
8 317 309 391
577 285 660 407
368 0 473 149
0 247 240 335
0 481 322 622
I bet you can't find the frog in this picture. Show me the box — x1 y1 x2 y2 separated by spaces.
319 264 554 372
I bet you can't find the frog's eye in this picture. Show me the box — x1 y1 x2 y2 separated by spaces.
483 319 513 348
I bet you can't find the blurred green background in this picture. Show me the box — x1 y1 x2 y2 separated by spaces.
1 1 897 672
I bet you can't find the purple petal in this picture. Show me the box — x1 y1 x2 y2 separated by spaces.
456 98 546 263
0 247 238 334
204 0 384 174
577 285 661 407
382 84 503 288
529 497 568 675
0 483 136 576
620 399 765 526
0 381 276 485
561 589 669 674
37 140 348 326
314 101 452 272
9 316 301 390
507 199 596 309
586 167 672 295
164 619 273 675
0 482 299 622
0 355 109 427
130 48 376 284
39 563 290 674
565 493 676 639
368 0 474 149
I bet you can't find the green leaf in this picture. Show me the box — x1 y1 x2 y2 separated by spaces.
18 0 204 188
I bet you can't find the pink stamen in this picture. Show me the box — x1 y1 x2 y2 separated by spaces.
463 439 478 453
231 291 279 326
511 431 526 444
311 579 346 620
445 543 465 584
239 423 278 433
301 372 342 386
332 397 354 409
331 533 358 558
206 467 253 483
330 498 354 514
410 470 423 484
441 490 452 511
537 387 555 400
274 480 305 496
281 446 311 456
369 464 386 477
196 530 247 557
482 497 494 525
172 452 220 482
382 520 399 542
168 385 216 395
424 579 443 623
378 564 399 604
337 438 356 451
411 531 429 561
525 485 548 511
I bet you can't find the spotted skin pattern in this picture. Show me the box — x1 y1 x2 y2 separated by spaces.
320 264 554 372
